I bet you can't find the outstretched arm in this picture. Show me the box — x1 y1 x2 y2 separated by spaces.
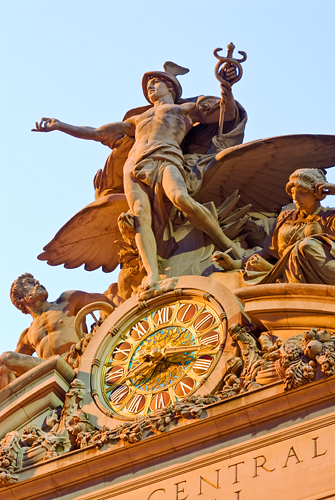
60 291 114 317
32 118 135 143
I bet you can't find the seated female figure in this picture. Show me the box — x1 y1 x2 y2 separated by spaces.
213 168 335 285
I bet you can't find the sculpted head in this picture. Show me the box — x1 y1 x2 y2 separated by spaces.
147 76 176 103
10 273 48 314
145 75 177 103
142 62 189 104
286 168 327 201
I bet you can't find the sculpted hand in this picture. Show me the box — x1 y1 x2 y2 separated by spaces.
225 65 237 83
246 254 273 272
32 118 60 132
211 250 242 270
314 182 335 197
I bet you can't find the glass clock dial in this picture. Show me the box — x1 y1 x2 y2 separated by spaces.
92 294 226 420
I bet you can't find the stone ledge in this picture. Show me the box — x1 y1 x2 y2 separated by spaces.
234 283 335 337
0 356 75 438
2 376 335 500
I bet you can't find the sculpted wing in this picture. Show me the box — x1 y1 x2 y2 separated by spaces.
38 194 129 272
194 135 335 211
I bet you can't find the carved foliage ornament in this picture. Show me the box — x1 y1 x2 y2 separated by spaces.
218 325 335 399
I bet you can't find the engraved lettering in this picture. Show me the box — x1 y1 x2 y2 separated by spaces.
253 455 275 477
228 461 244 484
283 447 303 468
175 480 188 500
114 346 130 356
156 392 165 409
147 488 165 500
312 437 327 458
235 491 242 500
198 469 220 495
179 381 193 395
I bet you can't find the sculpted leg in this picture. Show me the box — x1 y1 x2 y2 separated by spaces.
123 170 161 287
162 165 244 258
0 351 44 390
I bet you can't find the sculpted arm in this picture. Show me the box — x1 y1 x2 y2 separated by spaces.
192 66 238 124
32 118 135 143
61 291 115 317
14 328 35 356
314 182 335 197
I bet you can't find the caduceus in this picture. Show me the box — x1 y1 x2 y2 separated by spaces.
214 42 247 138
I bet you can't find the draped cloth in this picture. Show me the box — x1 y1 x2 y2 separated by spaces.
243 207 335 285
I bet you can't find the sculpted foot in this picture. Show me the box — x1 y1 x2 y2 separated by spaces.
137 277 178 301
142 273 162 290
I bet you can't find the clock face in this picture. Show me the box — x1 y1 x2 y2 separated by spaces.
92 294 226 420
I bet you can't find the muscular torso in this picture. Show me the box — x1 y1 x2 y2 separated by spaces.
27 306 79 359
20 291 92 359
127 103 194 164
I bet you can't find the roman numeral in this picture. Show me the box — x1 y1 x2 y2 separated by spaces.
201 333 219 345
154 307 172 325
105 366 124 384
194 313 213 331
127 394 145 413
193 357 212 373
109 385 129 404
151 392 170 410
178 304 195 322
113 343 131 359
131 321 149 339
176 378 195 396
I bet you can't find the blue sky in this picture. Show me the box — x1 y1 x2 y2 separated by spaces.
1 0 334 352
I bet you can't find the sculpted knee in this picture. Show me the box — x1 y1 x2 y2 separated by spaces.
172 193 194 214
132 202 151 225
0 351 14 367
298 237 318 254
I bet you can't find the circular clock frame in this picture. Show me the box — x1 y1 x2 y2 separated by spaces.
78 276 242 427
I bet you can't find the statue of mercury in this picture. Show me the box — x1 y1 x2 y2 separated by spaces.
33 64 242 295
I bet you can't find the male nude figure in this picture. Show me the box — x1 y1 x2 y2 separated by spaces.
0 273 113 389
34 67 242 291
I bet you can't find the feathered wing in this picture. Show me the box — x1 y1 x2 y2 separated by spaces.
38 194 129 273
194 135 335 211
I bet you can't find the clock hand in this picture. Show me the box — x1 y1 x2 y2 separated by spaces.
119 347 164 383
119 360 157 383
162 344 209 357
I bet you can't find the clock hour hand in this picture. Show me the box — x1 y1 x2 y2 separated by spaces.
162 344 209 357
119 347 164 382
119 359 155 383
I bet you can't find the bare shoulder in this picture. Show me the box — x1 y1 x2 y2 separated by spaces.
179 102 196 114
53 290 79 305
125 112 145 125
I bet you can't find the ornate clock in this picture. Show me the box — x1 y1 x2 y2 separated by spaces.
88 284 229 421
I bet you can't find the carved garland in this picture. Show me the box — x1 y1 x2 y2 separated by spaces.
2 325 335 487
